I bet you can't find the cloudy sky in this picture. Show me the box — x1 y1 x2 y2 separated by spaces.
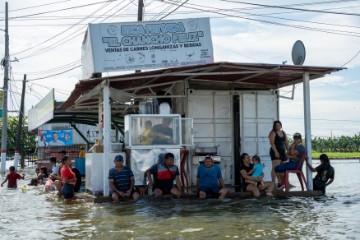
0 0 359 138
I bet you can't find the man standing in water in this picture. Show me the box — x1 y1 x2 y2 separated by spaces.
195 155 228 199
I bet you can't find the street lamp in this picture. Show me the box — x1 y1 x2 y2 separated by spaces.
1 2 9 174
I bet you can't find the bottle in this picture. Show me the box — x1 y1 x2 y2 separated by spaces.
153 98 159 114
146 99 153 114
139 101 146 114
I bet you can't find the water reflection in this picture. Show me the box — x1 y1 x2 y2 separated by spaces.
0 160 359 239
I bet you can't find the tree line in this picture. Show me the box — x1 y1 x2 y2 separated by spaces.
311 134 360 152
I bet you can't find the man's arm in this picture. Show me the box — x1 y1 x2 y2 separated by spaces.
1 176 8 187
127 176 135 195
175 175 183 192
146 169 153 188
218 177 225 188
109 179 124 196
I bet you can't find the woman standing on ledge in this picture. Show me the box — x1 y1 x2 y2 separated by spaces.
269 120 289 184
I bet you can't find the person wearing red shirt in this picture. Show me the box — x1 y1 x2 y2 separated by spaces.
1 166 25 189
61 155 77 202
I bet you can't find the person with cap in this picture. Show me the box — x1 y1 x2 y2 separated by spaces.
146 152 183 198
108 155 139 201
195 155 228 199
275 132 306 189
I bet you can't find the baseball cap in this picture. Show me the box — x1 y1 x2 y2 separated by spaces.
204 155 213 161
114 155 124 161
59 150 66 154
293 133 302 139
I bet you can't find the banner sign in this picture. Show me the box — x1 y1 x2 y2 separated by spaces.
28 90 54 131
38 129 73 147
82 18 213 78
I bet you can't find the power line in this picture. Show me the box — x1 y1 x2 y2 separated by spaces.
342 49 360 67
5 1 114 20
162 0 360 37
26 65 81 82
220 0 360 17
0 0 72 14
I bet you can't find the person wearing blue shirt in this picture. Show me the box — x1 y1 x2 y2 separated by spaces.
195 155 228 199
108 155 139 201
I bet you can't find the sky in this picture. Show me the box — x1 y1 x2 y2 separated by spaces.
0 0 359 138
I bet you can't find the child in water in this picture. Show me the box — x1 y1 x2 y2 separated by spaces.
245 155 264 186
1 166 25 189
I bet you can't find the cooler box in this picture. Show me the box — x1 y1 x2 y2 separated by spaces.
75 158 85 176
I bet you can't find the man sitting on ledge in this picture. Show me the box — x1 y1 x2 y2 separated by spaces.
146 152 183 198
195 155 228 199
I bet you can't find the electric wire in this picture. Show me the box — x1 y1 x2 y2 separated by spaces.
12 1 115 57
220 0 360 17
162 0 360 37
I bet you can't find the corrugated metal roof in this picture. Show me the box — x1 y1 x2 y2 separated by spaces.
49 61 343 128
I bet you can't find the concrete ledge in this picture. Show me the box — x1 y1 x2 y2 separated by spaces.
75 190 324 203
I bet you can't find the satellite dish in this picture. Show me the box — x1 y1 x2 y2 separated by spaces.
292 40 306 65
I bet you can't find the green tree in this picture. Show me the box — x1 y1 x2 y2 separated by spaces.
0 116 37 155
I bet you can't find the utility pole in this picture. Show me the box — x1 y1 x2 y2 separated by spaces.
137 0 143 21
1 2 9 174
14 75 26 170
135 0 144 73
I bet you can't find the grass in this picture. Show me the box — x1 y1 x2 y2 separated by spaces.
311 151 360 159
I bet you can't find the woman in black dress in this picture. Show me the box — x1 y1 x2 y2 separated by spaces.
268 120 289 185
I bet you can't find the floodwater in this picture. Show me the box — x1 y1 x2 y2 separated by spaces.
0 159 359 240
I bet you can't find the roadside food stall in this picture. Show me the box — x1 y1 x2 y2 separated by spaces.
27 17 345 197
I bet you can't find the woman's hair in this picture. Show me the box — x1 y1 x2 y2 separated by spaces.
272 120 282 132
319 154 330 165
61 155 69 163
240 153 249 167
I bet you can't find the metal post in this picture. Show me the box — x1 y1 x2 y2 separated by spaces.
102 81 111 197
135 0 143 73
14 75 26 170
137 0 143 21
303 72 313 190
1 2 9 174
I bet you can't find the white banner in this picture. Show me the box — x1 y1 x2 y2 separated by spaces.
82 18 213 78
28 90 54 131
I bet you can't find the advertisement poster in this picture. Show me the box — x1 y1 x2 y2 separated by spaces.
82 18 213 78
38 129 72 147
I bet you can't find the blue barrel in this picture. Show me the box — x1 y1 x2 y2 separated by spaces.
75 158 85 176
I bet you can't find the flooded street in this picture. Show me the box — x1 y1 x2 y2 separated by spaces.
1 159 359 239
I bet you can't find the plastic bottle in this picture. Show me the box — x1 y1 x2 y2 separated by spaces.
153 98 159 114
146 99 153 114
